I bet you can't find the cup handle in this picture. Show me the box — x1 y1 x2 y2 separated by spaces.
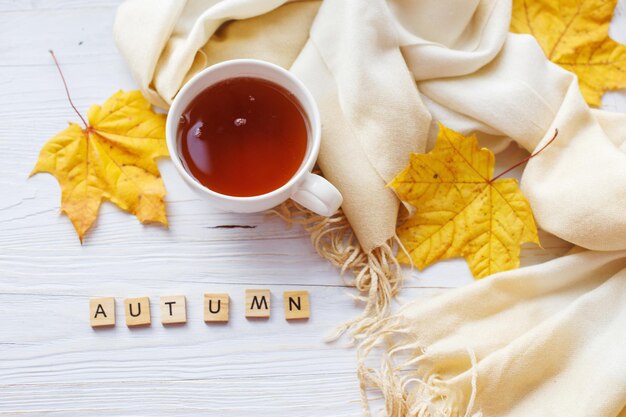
290 172 343 217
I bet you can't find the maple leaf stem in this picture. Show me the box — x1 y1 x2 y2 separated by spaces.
490 129 559 182
48 50 89 129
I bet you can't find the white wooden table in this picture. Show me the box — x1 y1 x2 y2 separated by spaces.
1 1 624 415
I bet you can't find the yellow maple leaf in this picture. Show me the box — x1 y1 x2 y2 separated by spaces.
511 0 626 107
31 90 169 242
389 124 541 279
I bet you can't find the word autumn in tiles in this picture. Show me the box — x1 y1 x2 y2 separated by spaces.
89 289 310 328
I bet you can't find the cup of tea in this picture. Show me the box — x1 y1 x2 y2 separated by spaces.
165 59 343 217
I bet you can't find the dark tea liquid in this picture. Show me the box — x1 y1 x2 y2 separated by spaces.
177 77 308 197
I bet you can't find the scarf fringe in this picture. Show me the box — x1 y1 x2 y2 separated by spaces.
356 316 482 417
268 200 403 343
269 202 481 416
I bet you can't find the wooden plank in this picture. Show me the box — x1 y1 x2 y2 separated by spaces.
0 375 363 417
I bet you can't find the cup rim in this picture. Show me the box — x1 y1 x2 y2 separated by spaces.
165 59 321 202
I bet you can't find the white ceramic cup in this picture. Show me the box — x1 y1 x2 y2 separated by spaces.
166 59 343 217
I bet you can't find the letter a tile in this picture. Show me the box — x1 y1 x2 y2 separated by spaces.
283 291 310 320
245 289 270 318
204 293 229 323
90 297 115 327
124 297 151 327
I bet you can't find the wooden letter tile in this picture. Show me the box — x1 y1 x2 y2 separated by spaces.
283 291 310 320
160 295 186 325
124 297 151 327
90 297 115 327
204 293 229 323
245 289 270 318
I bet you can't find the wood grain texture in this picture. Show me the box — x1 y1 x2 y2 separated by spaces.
0 0 624 415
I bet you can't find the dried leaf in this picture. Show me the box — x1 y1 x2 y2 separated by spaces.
31 90 169 241
389 124 540 279
511 0 626 107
